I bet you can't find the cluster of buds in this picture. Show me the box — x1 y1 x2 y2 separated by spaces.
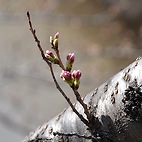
44 32 60 64
50 32 59 50
44 32 81 90
45 50 59 64
61 52 81 90
60 69 81 90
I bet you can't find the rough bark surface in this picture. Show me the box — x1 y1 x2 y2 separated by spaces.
23 57 142 142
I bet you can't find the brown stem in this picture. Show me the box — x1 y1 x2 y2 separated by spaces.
55 50 66 70
27 12 46 61
73 88 92 122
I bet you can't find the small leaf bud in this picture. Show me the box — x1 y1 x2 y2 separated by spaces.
53 38 58 50
50 36 53 45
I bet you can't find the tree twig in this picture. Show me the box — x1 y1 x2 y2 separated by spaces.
73 89 93 122
27 11 48 63
55 49 66 70
26 11 90 128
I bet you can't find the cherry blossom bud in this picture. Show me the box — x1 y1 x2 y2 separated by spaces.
72 70 81 80
45 50 54 58
54 32 59 39
72 70 81 89
45 50 59 64
66 53 75 71
60 70 74 86
60 70 72 82
67 53 75 63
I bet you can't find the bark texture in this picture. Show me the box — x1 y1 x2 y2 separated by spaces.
23 57 142 142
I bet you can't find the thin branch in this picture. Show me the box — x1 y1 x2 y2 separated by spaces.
27 11 47 62
73 89 93 122
26 11 90 128
55 49 66 70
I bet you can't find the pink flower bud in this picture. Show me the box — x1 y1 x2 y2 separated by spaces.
72 70 81 90
54 32 59 39
45 50 54 58
66 53 75 71
45 50 59 64
66 53 75 64
72 70 81 80
60 70 72 82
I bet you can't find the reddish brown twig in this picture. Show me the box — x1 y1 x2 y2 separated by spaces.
72 88 93 123
27 11 48 63
55 49 66 70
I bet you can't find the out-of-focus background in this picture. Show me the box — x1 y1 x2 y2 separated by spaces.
0 0 142 141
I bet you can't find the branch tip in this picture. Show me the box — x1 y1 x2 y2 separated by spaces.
27 11 30 19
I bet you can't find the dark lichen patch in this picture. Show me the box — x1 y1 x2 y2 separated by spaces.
93 88 98 95
115 82 119 90
37 125 42 131
39 124 48 136
123 72 131 82
115 89 118 95
123 68 132 82
35 133 39 140
49 127 53 134
122 83 142 121
41 129 45 136
135 56 141 61
127 68 131 73
111 92 115 104
131 58 140 69
133 61 138 68
88 88 98 109
114 82 119 95
104 84 108 93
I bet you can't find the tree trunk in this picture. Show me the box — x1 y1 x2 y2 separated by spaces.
23 57 142 142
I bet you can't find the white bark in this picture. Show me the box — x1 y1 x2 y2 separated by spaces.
23 57 142 142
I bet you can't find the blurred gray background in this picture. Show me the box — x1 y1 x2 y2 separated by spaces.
0 0 142 141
